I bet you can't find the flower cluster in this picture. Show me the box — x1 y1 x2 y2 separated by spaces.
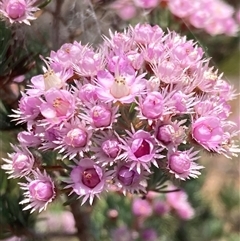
110 0 239 36
2 23 239 211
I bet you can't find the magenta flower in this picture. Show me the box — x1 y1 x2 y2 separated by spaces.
167 148 203 180
19 169 56 213
0 0 39 25
2 145 35 178
114 162 147 194
192 116 224 151
119 128 164 173
65 158 110 205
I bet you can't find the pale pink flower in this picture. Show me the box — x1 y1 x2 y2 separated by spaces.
39 89 75 126
65 158 111 205
19 169 56 213
2 145 35 178
167 148 203 180
192 116 224 151
17 130 42 147
96 67 146 104
0 0 39 25
133 0 159 9
110 0 137 20
54 118 92 160
10 93 42 124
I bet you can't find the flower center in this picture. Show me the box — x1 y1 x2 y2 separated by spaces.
43 70 62 90
82 168 100 188
133 139 151 158
110 76 130 99
52 97 70 116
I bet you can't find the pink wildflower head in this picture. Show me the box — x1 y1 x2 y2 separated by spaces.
167 148 203 180
0 0 39 25
119 128 164 173
17 130 42 147
19 169 56 213
140 91 164 119
153 199 170 216
54 118 92 160
96 65 146 104
155 119 186 147
80 102 119 130
76 83 98 103
65 158 110 205
192 116 224 152
2 145 35 178
132 197 152 217
114 162 147 194
92 131 121 166
11 94 41 124
39 89 75 126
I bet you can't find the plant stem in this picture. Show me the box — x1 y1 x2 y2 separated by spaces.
70 199 94 241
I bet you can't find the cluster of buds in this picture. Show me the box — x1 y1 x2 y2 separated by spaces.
110 0 239 36
2 23 239 212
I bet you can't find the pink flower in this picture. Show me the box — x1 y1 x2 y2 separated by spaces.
141 228 158 241
2 145 35 178
153 199 170 216
92 131 121 166
39 89 75 125
19 169 56 213
114 162 147 194
167 148 203 180
133 0 159 9
0 0 39 25
80 102 119 130
132 197 152 217
65 158 111 205
53 118 92 160
11 94 42 124
192 116 224 151
140 92 164 119
110 0 137 20
96 65 146 104
155 119 186 147
119 129 164 173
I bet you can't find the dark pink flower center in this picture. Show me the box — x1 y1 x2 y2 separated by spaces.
133 139 150 158
82 168 100 188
